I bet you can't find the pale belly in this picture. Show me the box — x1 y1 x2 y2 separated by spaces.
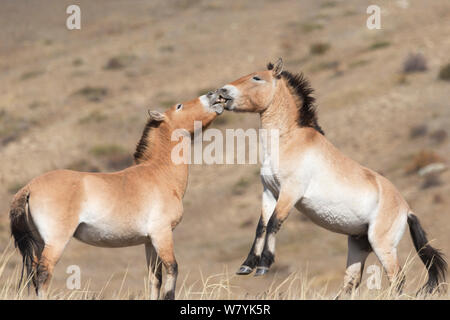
74 199 158 248
74 222 148 248
295 198 370 235
296 175 378 235
261 168 376 236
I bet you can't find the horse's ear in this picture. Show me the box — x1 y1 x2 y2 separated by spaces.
147 110 166 122
272 57 283 78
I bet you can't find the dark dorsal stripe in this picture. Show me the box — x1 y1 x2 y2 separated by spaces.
268 62 324 135
134 119 162 163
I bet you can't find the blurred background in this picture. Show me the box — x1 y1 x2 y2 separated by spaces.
0 0 449 298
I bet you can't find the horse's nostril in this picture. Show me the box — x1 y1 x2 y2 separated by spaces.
219 88 228 95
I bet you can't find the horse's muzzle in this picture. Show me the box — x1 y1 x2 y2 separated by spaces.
215 89 234 110
206 90 225 115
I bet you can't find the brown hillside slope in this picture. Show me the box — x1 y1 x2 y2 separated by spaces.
0 0 449 298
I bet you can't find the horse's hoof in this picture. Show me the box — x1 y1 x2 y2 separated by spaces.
163 291 175 300
254 267 269 276
333 292 342 300
236 265 253 275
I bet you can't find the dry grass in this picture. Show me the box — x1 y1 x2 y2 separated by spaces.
7 182 24 195
232 177 252 196
66 159 100 173
78 110 108 124
20 70 45 81
298 22 324 33
368 40 391 51
0 243 447 300
89 144 126 157
0 111 32 146
104 55 137 70
73 86 109 102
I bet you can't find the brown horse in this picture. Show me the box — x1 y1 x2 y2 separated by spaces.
9 92 223 299
215 59 446 296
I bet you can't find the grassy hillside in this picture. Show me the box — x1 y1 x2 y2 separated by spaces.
0 0 449 299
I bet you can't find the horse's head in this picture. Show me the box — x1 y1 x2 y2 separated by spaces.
216 58 284 113
148 91 224 134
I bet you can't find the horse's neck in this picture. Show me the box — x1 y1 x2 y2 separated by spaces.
260 81 299 138
138 125 189 195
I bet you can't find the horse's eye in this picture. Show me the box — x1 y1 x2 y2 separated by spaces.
252 76 262 81
176 104 183 110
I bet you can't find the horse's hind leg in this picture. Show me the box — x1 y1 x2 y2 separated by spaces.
145 242 162 300
370 242 405 293
336 235 372 299
32 222 76 298
368 211 408 293
35 241 68 298
150 228 178 300
237 188 277 275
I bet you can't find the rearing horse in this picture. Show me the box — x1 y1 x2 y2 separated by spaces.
215 59 446 296
9 92 223 299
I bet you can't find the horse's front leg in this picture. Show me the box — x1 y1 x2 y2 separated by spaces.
237 188 277 275
150 227 178 300
145 242 162 300
255 190 297 276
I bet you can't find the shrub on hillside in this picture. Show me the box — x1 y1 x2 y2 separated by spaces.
438 63 450 81
403 53 427 73
310 42 330 55
404 150 444 174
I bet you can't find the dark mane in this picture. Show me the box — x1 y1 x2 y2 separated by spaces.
133 118 162 163
280 70 324 135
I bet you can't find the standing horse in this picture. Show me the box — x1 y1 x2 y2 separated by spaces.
9 93 224 299
215 59 446 295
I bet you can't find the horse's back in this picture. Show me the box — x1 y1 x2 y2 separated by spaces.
27 169 87 207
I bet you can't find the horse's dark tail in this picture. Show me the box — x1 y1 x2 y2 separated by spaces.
407 213 447 294
9 188 42 289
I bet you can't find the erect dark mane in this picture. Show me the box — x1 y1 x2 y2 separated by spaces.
280 70 324 135
134 118 162 163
